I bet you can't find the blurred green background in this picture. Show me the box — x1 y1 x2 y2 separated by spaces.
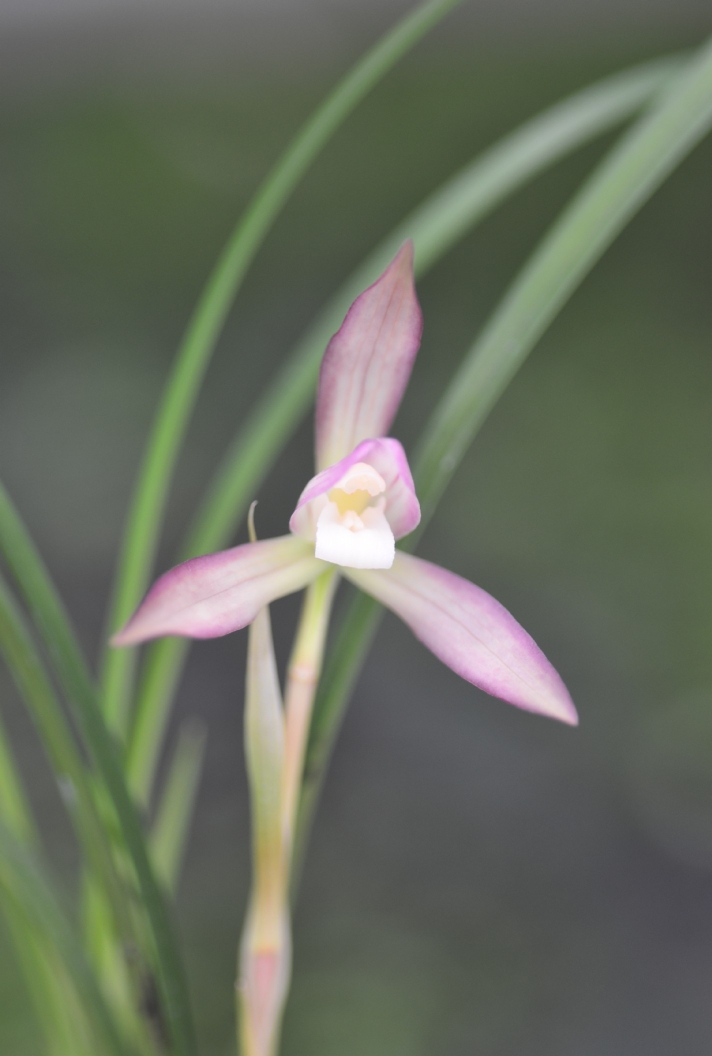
1 4 712 1054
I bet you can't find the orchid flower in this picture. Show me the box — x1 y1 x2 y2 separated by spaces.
113 243 576 728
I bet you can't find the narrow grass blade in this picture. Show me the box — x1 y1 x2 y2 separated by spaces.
414 38 712 521
0 823 137 1056
295 35 712 872
0 707 36 846
126 55 679 808
151 721 206 892
0 485 196 1056
82 875 139 1045
0 582 159 1051
182 54 680 563
2 901 95 1056
0 573 139 952
101 0 467 738
0 705 82 1055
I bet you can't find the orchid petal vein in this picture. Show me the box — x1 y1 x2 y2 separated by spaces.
112 536 324 645
346 552 577 725
315 241 422 470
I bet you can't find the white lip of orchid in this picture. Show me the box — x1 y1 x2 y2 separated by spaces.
314 461 395 570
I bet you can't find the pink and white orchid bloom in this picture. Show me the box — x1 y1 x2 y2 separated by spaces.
113 243 577 726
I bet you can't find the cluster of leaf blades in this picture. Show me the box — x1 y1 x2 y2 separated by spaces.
0 0 711 1051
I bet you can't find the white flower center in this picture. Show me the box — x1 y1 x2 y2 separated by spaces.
314 462 395 569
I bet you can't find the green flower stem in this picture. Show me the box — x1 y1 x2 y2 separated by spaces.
291 588 380 899
294 34 712 878
127 55 679 811
100 0 467 739
0 483 196 1056
281 570 338 856
239 544 337 1055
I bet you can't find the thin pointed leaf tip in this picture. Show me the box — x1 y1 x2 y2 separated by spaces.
113 245 576 725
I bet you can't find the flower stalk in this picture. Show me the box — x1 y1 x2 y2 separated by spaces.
240 539 337 1056
281 570 338 851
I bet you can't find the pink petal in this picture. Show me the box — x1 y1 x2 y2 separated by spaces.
315 242 423 470
289 437 420 542
347 553 577 725
112 536 324 645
